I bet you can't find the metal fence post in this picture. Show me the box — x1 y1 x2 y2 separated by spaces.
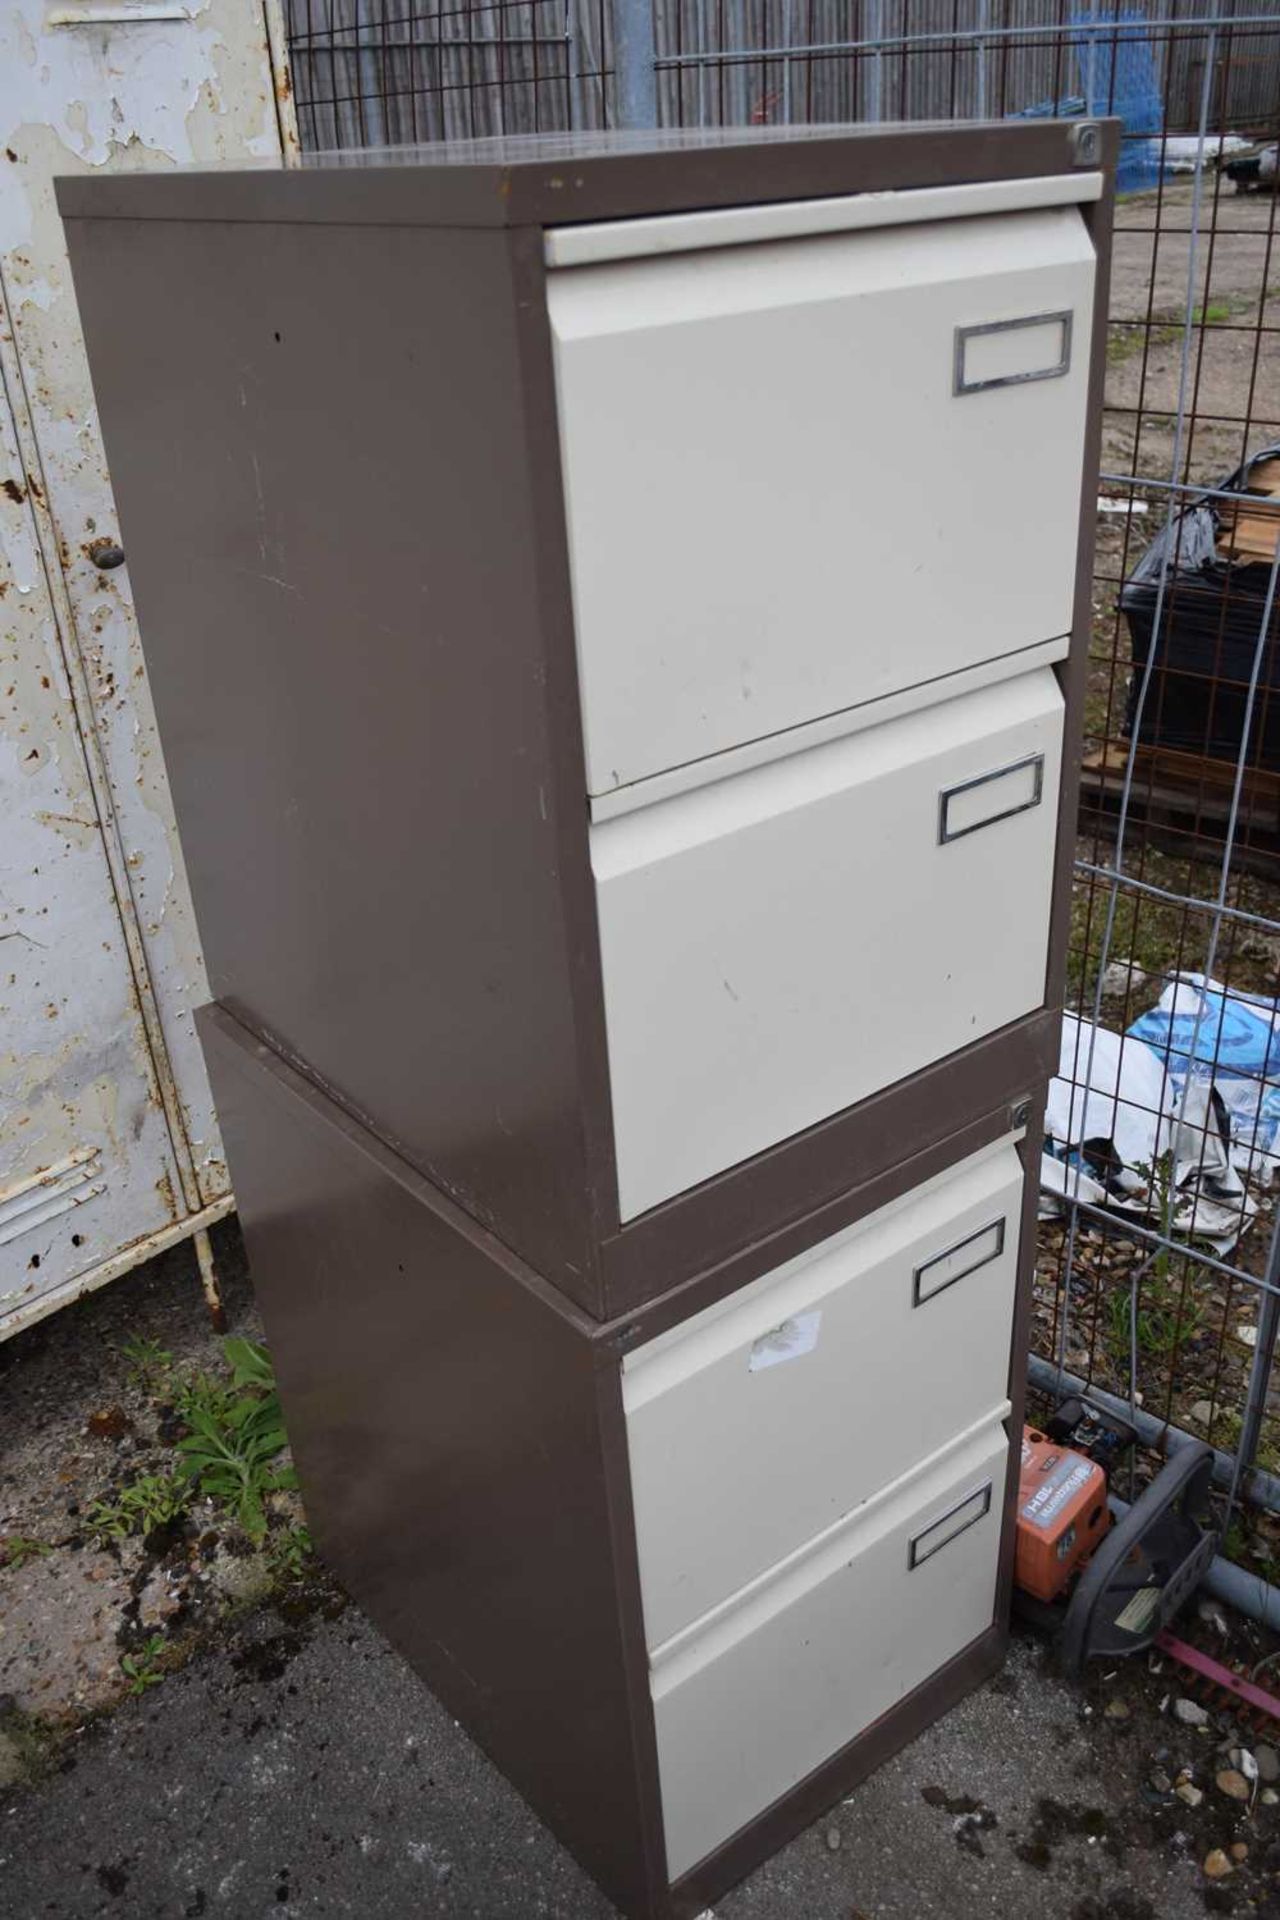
613 0 658 127
975 0 989 119
353 0 388 146
1232 1221 1280 1516
865 0 884 123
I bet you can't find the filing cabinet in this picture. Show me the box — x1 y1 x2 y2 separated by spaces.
62 119 1115 1920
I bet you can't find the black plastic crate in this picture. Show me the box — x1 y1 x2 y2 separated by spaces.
1121 447 1280 773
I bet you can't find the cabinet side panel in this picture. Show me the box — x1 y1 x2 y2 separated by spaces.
198 1005 656 1916
63 213 600 1306
1046 125 1118 1012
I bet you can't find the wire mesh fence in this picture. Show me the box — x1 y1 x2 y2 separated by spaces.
284 0 1280 1580
284 0 613 145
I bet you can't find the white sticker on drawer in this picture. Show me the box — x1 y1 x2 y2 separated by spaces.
748 1310 822 1372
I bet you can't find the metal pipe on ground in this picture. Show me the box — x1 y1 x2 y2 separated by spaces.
1197 1543 1280 1634
1025 1354 1280 1515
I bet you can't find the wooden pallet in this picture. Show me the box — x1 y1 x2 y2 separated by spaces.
1078 739 1280 878
1218 456 1280 566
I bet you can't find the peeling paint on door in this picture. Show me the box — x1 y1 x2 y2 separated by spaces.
0 0 298 1334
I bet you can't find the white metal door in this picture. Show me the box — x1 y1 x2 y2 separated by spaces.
548 194 1095 795
593 665 1063 1220
0 0 295 1334
623 1135 1022 1647
0 369 189 1324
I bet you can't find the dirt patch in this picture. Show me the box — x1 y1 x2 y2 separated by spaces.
0 1222 341 1771
0 1546 143 1719
1107 178 1280 488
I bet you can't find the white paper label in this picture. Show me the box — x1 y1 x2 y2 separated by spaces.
1114 1586 1162 1635
748 1310 822 1372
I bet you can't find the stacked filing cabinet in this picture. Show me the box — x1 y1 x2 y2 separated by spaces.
61 119 1116 1919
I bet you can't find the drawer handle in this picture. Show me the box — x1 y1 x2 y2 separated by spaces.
939 752 1044 844
913 1216 1007 1307
908 1481 993 1570
953 309 1073 395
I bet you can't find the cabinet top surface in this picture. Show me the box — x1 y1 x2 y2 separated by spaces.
56 117 1115 230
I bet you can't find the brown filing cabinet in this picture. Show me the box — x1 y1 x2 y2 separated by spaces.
61 119 1115 1919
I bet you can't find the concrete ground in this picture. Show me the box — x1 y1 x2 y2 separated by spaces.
2 1601 1277 1920
3 1237 1280 1920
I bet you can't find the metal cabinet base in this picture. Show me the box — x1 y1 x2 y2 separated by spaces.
201 1002 1035 1920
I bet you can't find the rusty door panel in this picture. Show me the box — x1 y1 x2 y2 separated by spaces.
0 354 185 1325
0 0 297 1332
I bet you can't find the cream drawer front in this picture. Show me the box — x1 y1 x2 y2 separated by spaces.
652 1417 1009 1881
623 1137 1021 1648
548 204 1094 796
594 667 1063 1222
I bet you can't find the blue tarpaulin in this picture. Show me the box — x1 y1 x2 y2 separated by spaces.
1013 12 1165 194
1127 974 1280 1167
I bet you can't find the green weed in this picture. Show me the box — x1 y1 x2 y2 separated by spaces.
1 1535 53 1570
224 1337 275 1394
173 1367 239 1432
175 1338 296 1545
1102 1264 1205 1364
1108 294 1246 368
91 1337 303 1563
86 1471 189 1545
117 1336 174 1396
1213 1407 1280 1479
119 1635 167 1696
267 1524 314 1582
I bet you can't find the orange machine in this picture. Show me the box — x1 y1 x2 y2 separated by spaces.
1016 1427 1113 1604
